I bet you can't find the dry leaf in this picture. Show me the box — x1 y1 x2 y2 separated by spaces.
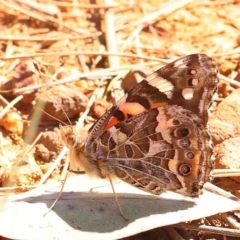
0 175 240 240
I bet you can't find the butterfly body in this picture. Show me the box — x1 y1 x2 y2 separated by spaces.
61 54 218 197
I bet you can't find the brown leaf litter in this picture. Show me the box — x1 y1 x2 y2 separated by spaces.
1 0 240 239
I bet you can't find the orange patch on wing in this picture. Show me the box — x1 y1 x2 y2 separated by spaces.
105 102 147 130
156 119 169 131
121 102 146 116
105 116 120 129
151 101 168 109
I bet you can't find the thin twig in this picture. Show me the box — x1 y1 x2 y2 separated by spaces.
0 95 10 106
14 132 44 169
135 30 144 64
116 0 193 31
15 0 63 29
212 49 240 57
204 182 240 203
16 0 60 16
104 0 120 68
221 212 240 230
190 0 240 6
0 35 100 41
211 169 240 178
219 73 240 87
120 25 143 52
0 61 168 95
0 50 166 62
175 223 240 238
0 184 39 192
52 1 121 9
0 72 115 94
38 146 68 185
0 95 23 119
1 0 97 35
76 87 100 130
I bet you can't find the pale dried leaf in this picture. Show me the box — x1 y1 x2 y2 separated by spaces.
0 175 240 239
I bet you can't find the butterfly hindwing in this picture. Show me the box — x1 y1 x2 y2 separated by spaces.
91 105 212 196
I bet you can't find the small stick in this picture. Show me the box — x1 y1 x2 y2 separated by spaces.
15 0 60 17
221 212 240 230
135 30 144 64
38 147 68 185
175 223 240 238
204 182 240 203
0 95 10 106
104 0 120 68
0 61 169 95
76 87 100 130
14 132 44 176
15 0 63 30
0 72 115 94
52 1 120 9
2 0 95 35
211 49 240 57
0 50 164 62
192 0 239 6
0 184 39 193
211 169 240 178
116 0 192 31
219 73 240 87
0 35 99 41
0 95 23 119
121 25 143 52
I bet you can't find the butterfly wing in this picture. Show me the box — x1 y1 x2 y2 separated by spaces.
63 54 218 191
90 105 212 196
147 54 218 123
85 80 169 150
86 54 218 151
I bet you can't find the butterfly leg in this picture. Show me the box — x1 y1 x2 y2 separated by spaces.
107 175 129 222
44 157 69 216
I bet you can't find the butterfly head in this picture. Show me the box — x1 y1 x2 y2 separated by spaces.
59 124 87 150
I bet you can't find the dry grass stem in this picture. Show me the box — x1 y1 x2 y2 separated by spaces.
116 0 193 31
0 95 23 119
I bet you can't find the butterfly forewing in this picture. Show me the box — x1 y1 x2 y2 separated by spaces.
86 54 218 150
85 80 172 150
147 54 218 123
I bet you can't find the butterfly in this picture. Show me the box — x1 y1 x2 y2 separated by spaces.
61 54 218 197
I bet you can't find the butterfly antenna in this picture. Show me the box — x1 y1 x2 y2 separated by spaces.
32 59 70 126
34 106 68 127
52 97 73 127
32 59 71 206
